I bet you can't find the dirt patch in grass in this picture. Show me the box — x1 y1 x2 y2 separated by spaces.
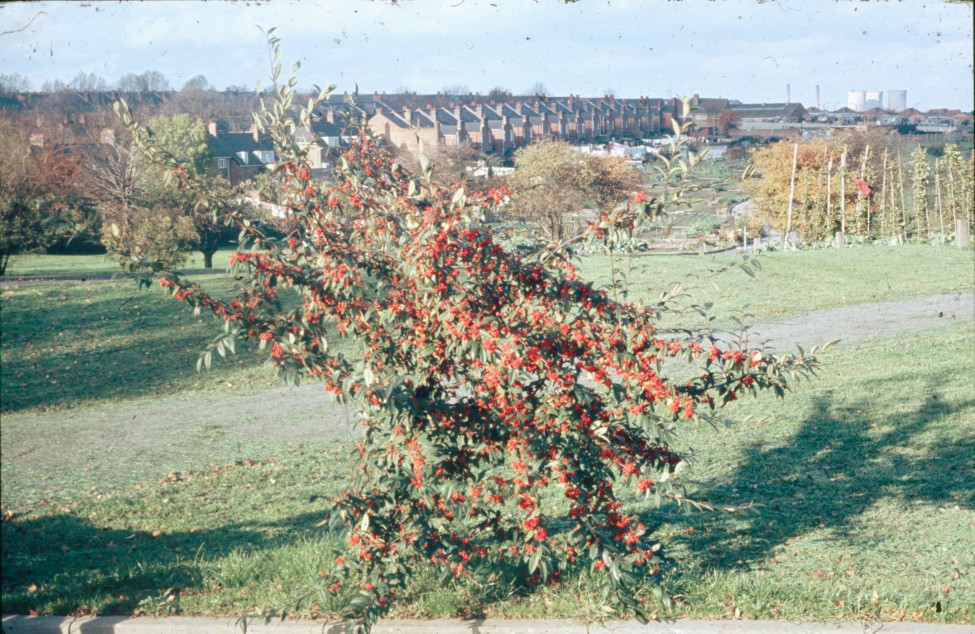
737 292 974 351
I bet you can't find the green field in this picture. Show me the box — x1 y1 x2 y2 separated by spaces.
1 245 973 624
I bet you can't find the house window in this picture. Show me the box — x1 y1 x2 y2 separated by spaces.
237 151 249 164
260 150 275 164
217 158 228 169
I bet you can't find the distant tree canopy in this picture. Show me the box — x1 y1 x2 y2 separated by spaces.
181 75 211 92
117 70 171 92
488 86 513 100
69 72 110 92
0 73 31 94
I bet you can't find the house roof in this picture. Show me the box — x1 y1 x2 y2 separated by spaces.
209 132 274 160
309 120 346 138
729 103 808 119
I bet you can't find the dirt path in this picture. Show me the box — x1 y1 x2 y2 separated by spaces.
2 292 972 508
732 291 973 351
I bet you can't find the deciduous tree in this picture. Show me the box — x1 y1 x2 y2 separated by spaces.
508 139 640 242
0 115 85 274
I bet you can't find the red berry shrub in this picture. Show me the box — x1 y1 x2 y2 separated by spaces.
116 49 818 633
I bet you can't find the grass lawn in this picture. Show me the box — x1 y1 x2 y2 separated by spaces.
2 245 971 415
2 249 237 278
1 325 972 623
1 243 973 623
0 275 280 413
576 244 973 324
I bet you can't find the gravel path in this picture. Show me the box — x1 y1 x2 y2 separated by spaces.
2 292 972 508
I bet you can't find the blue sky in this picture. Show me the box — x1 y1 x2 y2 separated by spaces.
1 0 972 111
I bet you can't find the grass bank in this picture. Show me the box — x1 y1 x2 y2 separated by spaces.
2 325 973 624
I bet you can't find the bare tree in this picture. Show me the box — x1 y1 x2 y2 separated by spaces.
69 71 109 92
117 70 171 92
0 73 31 94
442 84 470 99
528 81 549 98
81 132 145 211
488 86 512 100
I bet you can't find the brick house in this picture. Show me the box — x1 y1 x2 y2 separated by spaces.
366 95 670 156
208 121 276 186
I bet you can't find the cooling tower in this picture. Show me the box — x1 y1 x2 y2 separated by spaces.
847 90 866 112
887 90 907 112
865 91 883 111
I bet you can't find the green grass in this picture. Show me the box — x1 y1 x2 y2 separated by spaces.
1 244 973 623
2 249 238 278
2 245 971 415
577 244 973 324
2 326 973 623
0 276 279 414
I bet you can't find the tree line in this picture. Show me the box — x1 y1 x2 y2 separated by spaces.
0 71 241 95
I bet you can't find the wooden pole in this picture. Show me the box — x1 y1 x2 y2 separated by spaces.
879 148 888 239
957 218 971 248
897 148 908 242
826 155 832 236
935 160 945 237
860 145 870 234
785 141 798 248
840 146 847 235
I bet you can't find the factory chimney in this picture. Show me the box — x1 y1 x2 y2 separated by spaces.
786 83 791 104
816 85 820 110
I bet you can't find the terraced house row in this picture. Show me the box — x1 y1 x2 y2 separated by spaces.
360 94 679 155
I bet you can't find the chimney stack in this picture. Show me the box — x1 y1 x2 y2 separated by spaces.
815 85 820 110
786 83 791 104
207 120 218 137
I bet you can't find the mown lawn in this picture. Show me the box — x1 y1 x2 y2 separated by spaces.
2 250 237 278
576 243 973 324
2 245 971 414
1 244 973 624
1 326 972 623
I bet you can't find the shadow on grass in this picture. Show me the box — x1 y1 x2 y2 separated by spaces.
0 508 335 616
663 378 975 570
0 288 266 413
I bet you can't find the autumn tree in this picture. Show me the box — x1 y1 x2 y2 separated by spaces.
744 139 844 242
0 114 88 274
717 109 740 135
508 139 641 242
100 202 198 269
142 113 234 268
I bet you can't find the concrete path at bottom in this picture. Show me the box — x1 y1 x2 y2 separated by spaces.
3 616 973 634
